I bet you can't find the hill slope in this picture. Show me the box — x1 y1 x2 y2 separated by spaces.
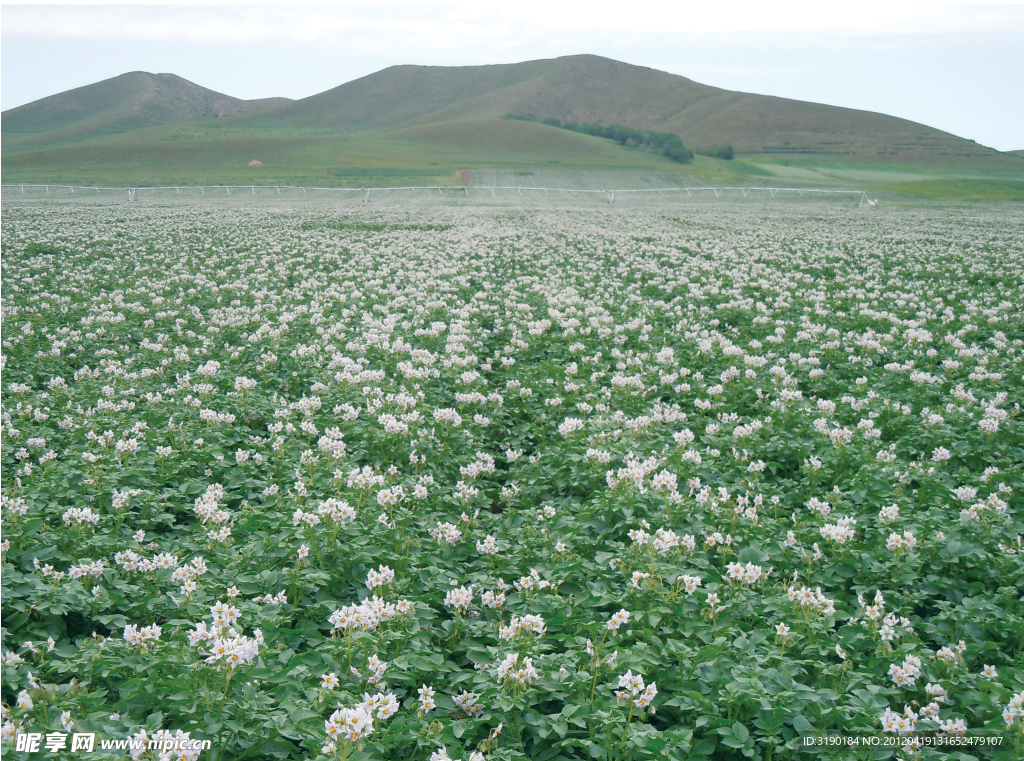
2 55 1019 188
241 55 998 160
2 71 290 153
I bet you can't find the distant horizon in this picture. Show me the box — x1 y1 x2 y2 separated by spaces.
2 2 1022 152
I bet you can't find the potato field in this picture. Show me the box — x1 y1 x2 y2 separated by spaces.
1 200 1023 761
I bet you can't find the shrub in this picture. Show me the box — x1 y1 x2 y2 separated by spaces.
697 144 735 160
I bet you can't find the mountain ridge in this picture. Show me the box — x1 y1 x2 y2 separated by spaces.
228 55 999 159
3 55 1020 188
3 71 290 152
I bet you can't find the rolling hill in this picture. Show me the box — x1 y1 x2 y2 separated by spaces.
241 55 1000 160
2 55 1021 189
2 71 290 153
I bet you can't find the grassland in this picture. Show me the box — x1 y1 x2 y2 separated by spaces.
741 154 1024 202
873 178 1024 202
0 120 756 188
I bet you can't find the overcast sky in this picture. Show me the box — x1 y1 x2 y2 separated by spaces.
2 1 1023 151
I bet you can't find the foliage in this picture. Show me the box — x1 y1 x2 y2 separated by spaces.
697 145 735 161
502 114 694 163
558 120 694 164
501 113 539 123
1 202 1023 761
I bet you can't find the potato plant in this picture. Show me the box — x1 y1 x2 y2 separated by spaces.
1 201 1023 760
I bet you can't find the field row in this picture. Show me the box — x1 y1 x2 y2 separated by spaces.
1 202 1023 760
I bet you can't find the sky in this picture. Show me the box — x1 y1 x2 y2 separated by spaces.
2 1 1023 151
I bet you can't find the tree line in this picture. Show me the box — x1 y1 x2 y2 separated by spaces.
504 113 735 163
504 113 694 163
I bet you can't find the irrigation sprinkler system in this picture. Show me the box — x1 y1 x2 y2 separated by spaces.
3 183 873 205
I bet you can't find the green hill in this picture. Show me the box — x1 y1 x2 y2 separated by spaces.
2 71 290 154
242 55 1001 161
3 55 1021 190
